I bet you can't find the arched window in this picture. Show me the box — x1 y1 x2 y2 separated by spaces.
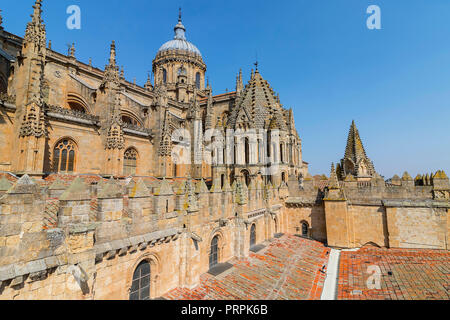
250 224 256 247
282 172 286 183
162 68 167 84
195 72 201 89
221 174 225 190
301 222 309 237
67 94 89 114
209 235 219 269
129 260 151 300
280 143 284 163
53 139 76 173
122 115 141 127
123 148 138 176
242 170 250 187
244 137 250 165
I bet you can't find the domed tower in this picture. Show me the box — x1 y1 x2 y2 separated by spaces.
153 9 206 103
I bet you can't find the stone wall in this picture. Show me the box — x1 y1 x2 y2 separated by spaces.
0 174 285 300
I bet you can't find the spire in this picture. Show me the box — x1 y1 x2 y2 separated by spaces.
174 8 186 40
101 41 120 90
24 0 46 51
344 121 368 161
341 121 376 178
120 66 124 79
205 89 214 129
109 40 116 66
69 42 75 57
236 69 243 93
144 72 152 90
329 163 340 189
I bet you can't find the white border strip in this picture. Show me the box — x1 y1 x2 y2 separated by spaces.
321 249 341 300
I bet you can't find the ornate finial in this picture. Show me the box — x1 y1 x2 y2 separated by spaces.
89 57 92 66
329 163 340 189
120 66 124 78
144 72 152 90
206 76 210 89
109 40 116 66
24 0 46 49
69 42 75 57
101 41 120 90
48 40 52 50
174 8 186 40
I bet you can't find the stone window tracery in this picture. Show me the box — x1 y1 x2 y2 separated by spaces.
209 235 219 269
123 148 138 176
129 260 150 300
53 139 76 173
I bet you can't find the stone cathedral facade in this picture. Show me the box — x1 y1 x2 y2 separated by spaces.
0 1 448 300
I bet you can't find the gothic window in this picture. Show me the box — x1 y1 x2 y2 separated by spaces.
195 72 201 89
209 235 219 269
250 224 256 247
121 115 141 127
123 148 138 176
163 68 167 84
67 94 89 113
282 172 286 183
53 139 76 173
129 261 151 300
221 174 225 189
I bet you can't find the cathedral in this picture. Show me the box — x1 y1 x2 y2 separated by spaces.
0 1 448 300
0 3 306 188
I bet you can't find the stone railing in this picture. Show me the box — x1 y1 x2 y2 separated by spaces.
122 122 153 137
45 105 99 125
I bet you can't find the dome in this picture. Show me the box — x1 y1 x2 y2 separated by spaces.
157 15 202 58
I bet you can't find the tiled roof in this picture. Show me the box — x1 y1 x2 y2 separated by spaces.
163 235 330 300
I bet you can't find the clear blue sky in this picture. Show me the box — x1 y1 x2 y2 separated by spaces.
2 0 449 177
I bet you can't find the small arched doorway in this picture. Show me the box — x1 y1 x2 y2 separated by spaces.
209 235 219 269
301 221 309 237
250 224 256 247
129 260 151 300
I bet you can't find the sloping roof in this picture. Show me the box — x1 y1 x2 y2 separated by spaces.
0 47 15 62
228 69 287 130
